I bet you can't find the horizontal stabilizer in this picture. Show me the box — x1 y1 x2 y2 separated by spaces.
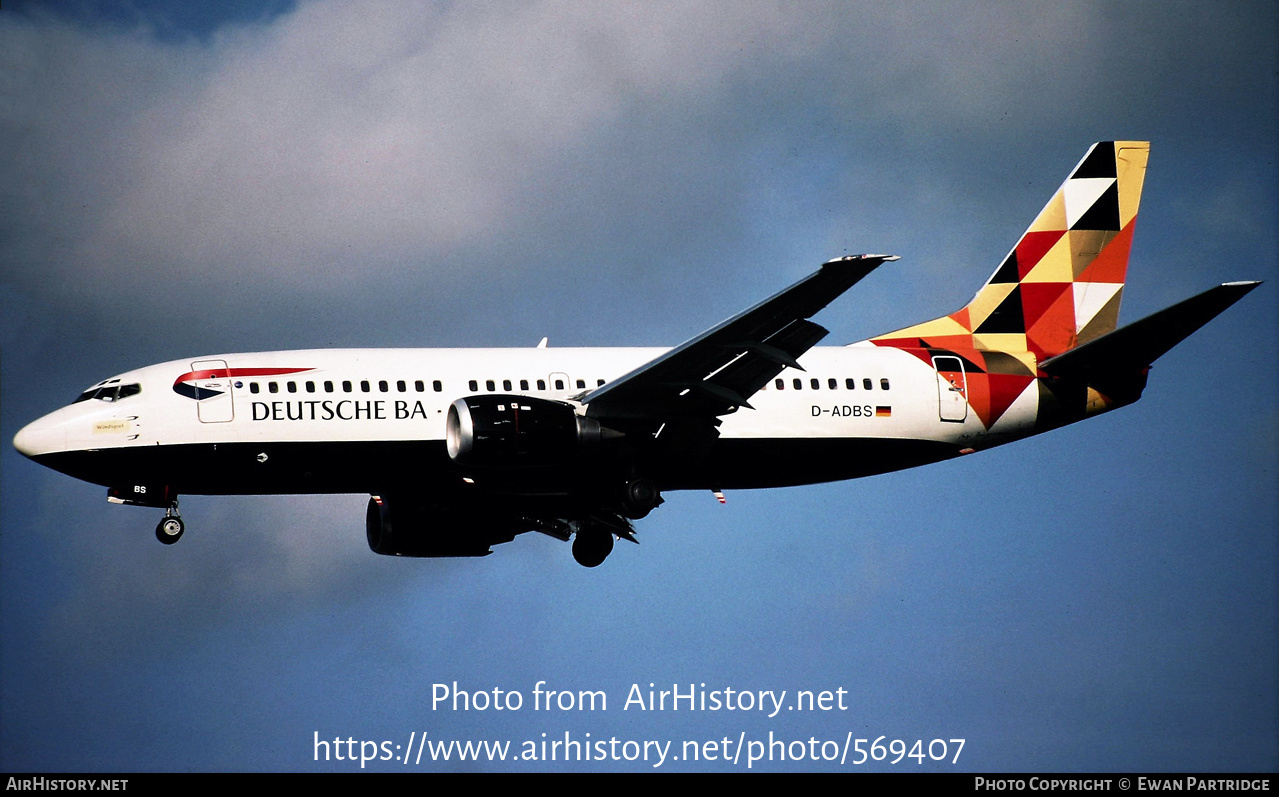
1040 281 1261 384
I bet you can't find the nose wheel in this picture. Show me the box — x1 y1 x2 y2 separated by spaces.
155 505 185 545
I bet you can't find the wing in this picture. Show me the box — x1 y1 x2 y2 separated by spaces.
582 254 897 428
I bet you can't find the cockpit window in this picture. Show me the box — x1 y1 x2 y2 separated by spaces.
72 383 142 404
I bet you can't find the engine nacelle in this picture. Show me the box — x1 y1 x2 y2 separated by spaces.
365 496 513 557
445 394 607 468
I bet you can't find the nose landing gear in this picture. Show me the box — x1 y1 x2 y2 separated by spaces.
155 503 185 545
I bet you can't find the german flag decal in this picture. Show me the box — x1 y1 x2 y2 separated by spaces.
875 406 892 417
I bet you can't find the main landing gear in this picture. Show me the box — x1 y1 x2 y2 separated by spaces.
569 478 661 567
155 502 185 545
570 511 642 568
572 524 615 568
620 477 662 519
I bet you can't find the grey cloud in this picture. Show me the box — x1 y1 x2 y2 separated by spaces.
4 3 820 302
0 1 1141 330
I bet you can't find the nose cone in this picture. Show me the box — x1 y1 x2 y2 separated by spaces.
13 417 65 459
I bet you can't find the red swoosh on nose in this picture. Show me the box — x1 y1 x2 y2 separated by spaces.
173 367 314 385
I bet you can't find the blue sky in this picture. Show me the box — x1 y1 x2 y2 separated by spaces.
1 0 1275 772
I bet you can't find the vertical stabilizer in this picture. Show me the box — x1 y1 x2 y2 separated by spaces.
873 141 1150 359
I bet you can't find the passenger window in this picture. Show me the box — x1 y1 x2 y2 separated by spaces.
810 378 819 390
342 381 352 393
863 378 873 390
486 380 496 391
576 379 586 389
775 379 784 390
305 381 315 393
250 383 260 394
503 379 512 391
828 378 837 389
378 380 389 393
324 381 334 393
361 380 370 393
397 380 407 393
269 382 279 394
537 380 546 390
846 378 855 390
520 379 529 390
287 382 297 393
793 378 802 390
414 380 424 392
881 378 890 390
469 380 478 392
597 379 605 386
555 379 564 390
433 380 443 392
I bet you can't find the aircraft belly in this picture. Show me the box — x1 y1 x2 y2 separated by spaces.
663 436 961 490
30 439 456 496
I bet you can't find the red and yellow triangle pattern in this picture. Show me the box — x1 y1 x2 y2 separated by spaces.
871 141 1150 428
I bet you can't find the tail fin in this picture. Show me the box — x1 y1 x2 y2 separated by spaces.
873 141 1150 359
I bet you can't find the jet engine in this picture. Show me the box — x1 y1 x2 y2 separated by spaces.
445 394 613 468
365 495 518 557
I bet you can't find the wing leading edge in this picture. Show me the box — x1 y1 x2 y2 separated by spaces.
582 254 897 425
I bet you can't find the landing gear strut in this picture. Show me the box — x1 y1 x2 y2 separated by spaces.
155 502 185 545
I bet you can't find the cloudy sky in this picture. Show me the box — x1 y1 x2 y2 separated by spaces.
1 0 1275 772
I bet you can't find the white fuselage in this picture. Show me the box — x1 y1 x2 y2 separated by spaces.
14 343 1042 499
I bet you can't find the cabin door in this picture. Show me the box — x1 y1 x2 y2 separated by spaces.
931 355 968 423
191 359 235 423
548 371 570 395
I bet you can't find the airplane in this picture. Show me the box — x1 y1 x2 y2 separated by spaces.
12 141 1261 567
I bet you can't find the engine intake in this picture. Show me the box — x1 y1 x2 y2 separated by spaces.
446 395 609 468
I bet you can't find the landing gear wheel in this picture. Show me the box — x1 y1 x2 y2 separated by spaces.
572 527 614 568
156 515 185 545
621 477 662 519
